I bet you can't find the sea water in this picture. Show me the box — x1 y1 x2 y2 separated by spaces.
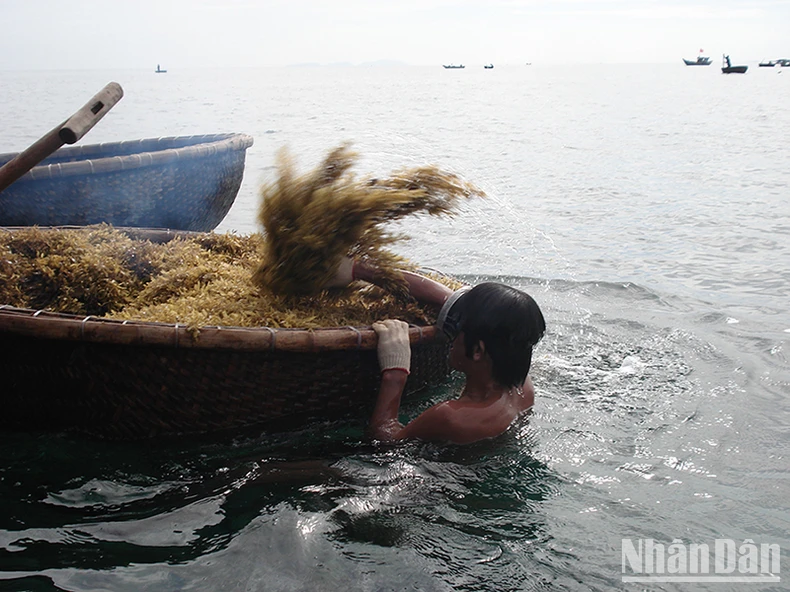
0 64 788 591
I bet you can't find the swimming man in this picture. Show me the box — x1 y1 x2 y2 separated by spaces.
329 259 546 444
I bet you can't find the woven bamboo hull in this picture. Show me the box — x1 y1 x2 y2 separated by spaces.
0 306 451 439
0 133 253 231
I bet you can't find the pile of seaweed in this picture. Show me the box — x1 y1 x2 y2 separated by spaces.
0 225 458 329
0 145 479 329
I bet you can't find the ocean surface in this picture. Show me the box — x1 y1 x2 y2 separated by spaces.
0 63 788 591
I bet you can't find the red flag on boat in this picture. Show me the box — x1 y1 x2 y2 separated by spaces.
700 48 704 53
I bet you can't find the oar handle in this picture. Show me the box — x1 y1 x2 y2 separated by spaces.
0 82 124 194
59 81 124 144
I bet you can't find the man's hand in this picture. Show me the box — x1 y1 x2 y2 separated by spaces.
372 319 411 374
324 256 355 288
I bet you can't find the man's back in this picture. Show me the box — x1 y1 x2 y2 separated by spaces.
393 377 535 445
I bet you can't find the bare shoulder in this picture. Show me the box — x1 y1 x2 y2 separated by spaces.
399 401 458 441
519 377 535 411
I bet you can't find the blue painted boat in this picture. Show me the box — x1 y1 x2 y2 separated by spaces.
0 133 253 231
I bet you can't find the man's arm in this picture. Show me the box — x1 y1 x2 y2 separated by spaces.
368 368 409 440
368 320 412 440
368 319 459 443
352 260 453 307
368 368 457 442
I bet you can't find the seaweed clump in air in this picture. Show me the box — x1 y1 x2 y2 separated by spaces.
253 143 485 298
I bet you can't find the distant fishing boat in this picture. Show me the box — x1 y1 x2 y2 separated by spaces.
484 64 494 69
721 54 748 74
442 64 465 69
683 56 711 66
683 49 711 66
155 64 167 73
759 60 777 67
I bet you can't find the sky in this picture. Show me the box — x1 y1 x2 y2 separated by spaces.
1 0 788 70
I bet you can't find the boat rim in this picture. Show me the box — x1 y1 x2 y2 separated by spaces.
0 303 441 352
0 133 254 182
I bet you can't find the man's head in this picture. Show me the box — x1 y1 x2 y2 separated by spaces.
449 282 545 387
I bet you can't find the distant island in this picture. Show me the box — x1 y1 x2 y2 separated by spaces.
288 60 410 68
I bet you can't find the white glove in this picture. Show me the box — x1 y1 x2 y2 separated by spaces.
324 257 355 288
372 319 411 374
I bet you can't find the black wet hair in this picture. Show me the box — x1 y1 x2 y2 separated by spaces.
455 282 546 387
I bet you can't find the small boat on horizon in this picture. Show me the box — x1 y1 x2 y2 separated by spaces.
721 54 748 74
442 64 465 69
759 60 777 67
155 64 167 73
683 50 711 66
483 64 494 69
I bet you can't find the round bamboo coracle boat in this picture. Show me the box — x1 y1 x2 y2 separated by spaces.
0 133 254 231
0 227 451 440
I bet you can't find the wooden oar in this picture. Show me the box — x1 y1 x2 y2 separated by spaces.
0 81 124 193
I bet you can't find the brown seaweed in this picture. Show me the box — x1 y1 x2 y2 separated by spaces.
0 225 461 330
0 146 478 329
254 144 484 297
